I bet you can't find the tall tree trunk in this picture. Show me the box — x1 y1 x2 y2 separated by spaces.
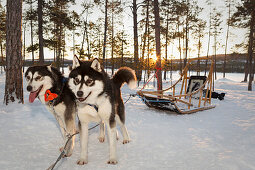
30 0 34 65
56 23 62 70
141 0 149 80
23 22 26 72
56 4 63 70
73 29 75 56
205 3 212 76
4 0 23 105
248 11 254 91
223 0 231 78
164 3 169 80
121 30 124 67
133 0 139 80
214 31 217 80
53 23 56 62
62 30 65 74
38 0 44 65
184 0 189 67
1 42 4 73
85 20 90 59
98 29 101 59
102 0 108 68
80 21 86 58
177 20 182 72
153 0 162 90
147 16 150 80
170 46 173 85
252 52 255 81
111 1 114 75
197 30 201 76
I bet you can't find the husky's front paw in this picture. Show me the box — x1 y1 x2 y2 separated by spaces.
123 139 130 144
98 136 105 143
107 159 118 165
77 158 88 165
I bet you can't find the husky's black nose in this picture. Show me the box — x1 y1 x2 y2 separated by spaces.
77 91 83 97
27 85 32 92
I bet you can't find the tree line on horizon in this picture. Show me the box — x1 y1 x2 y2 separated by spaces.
0 0 254 105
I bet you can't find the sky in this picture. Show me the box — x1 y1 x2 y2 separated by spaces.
1 0 248 61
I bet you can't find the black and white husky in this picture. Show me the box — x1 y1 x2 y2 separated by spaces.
68 56 136 165
25 65 77 157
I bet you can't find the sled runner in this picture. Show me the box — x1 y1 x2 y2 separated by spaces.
137 57 216 114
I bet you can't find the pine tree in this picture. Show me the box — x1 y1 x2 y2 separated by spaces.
205 0 212 75
182 0 202 67
4 0 23 105
97 0 109 68
132 0 139 81
47 0 79 70
24 0 37 65
231 0 255 90
139 0 154 82
0 1 6 73
161 0 171 80
153 0 162 90
108 0 123 75
171 0 185 72
38 0 44 65
193 18 206 75
79 1 93 60
211 8 223 80
223 0 234 78
140 0 150 79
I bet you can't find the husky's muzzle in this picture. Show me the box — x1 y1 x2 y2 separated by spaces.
27 85 43 103
77 92 92 102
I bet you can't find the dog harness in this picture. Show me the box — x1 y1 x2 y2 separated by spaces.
87 103 98 112
44 77 68 105
44 90 58 102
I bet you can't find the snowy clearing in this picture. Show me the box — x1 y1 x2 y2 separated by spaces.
0 72 255 170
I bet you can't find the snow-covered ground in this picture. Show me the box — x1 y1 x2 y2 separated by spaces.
0 71 255 170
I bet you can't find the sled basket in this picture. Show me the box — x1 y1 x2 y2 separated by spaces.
137 57 216 114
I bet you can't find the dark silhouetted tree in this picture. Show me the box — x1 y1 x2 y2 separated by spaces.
38 0 44 64
153 0 162 90
231 0 254 90
211 8 223 80
4 0 23 105
0 1 6 73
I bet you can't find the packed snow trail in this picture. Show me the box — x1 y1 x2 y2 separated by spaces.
0 73 255 170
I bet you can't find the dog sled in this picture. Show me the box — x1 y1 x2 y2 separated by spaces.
137 57 216 114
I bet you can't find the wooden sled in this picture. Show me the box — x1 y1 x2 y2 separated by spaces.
137 57 216 114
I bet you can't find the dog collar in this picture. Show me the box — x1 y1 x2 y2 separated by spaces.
45 90 58 102
87 103 98 112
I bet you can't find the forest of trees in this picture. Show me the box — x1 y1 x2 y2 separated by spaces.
0 0 254 104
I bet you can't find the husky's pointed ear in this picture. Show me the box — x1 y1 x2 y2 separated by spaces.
91 58 102 72
72 55 80 70
47 64 52 72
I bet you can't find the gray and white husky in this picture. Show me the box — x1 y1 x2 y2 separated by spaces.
25 65 77 157
68 56 136 165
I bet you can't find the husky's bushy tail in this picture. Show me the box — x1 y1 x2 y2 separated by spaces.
112 67 137 89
